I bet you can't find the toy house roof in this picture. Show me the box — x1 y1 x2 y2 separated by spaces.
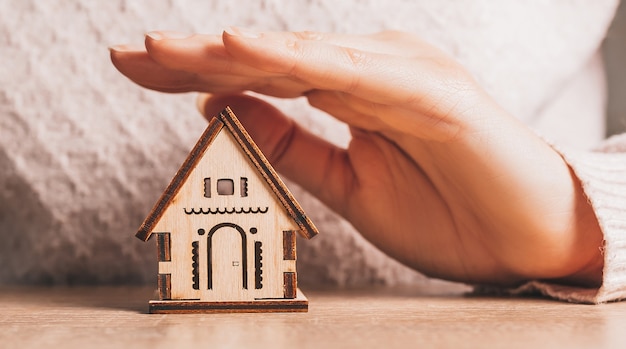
136 107 319 242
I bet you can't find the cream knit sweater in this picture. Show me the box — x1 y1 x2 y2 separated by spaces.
503 135 626 303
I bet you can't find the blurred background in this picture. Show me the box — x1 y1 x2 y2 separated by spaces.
605 0 626 137
0 0 623 289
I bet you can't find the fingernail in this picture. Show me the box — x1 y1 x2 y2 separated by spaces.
224 26 261 39
108 44 144 52
108 44 128 52
109 44 146 52
146 31 192 40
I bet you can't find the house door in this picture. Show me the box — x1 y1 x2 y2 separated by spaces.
207 223 248 295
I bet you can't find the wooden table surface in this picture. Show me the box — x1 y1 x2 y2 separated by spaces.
1 285 625 349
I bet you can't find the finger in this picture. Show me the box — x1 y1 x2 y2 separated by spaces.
143 31 315 97
283 31 425 57
143 30 419 77
198 93 356 215
144 31 270 77
222 27 445 104
110 45 274 94
112 30 433 96
250 30 426 57
305 91 384 132
223 28 474 141
307 90 460 142
110 45 201 93
111 42 313 97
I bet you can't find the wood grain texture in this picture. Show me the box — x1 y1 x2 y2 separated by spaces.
3 286 626 349
135 107 313 305
283 230 296 260
218 107 318 239
153 126 299 301
137 107 318 242
156 233 171 262
157 273 171 300
136 117 223 241
137 108 318 304
284 272 297 299
149 288 308 313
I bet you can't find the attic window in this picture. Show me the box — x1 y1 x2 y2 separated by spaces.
217 179 234 195
203 178 211 198
240 177 248 197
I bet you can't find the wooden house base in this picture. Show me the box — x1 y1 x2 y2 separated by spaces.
148 288 308 314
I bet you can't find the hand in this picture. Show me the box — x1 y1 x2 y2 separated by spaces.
110 29 603 287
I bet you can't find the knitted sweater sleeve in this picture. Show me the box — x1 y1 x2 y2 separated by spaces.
487 133 626 303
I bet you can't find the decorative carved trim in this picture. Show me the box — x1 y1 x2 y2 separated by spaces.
183 207 269 215
254 241 263 289
191 241 199 290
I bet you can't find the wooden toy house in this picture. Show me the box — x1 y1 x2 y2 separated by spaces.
136 107 318 313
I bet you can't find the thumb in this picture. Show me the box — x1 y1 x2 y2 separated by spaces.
197 93 355 215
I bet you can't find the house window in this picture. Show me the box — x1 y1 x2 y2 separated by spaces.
206 178 244 196
240 177 248 197
217 178 234 195
203 178 211 198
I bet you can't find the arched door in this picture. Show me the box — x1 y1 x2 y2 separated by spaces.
207 223 248 295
